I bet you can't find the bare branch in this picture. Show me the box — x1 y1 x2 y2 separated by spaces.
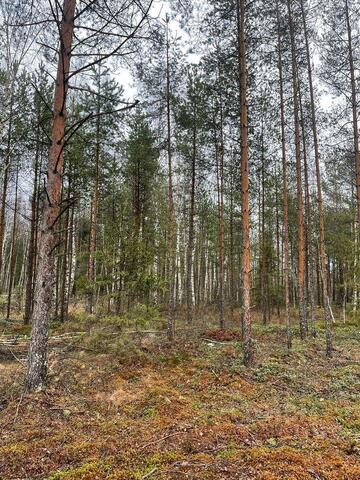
68 0 154 80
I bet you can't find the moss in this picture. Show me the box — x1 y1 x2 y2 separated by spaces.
216 445 239 459
252 361 281 382
47 461 111 480
0 442 28 455
336 406 360 434
141 405 157 418
157 350 191 366
2 319 360 480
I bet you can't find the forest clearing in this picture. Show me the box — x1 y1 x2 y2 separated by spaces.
1 310 360 479
1 0 360 478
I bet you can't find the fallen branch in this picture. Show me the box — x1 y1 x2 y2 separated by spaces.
1 345 26 366
13 392 24 425
210 368 221 380
202 338 237 345
141 467 158 479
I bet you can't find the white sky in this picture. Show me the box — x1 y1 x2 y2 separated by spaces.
115 0 201 100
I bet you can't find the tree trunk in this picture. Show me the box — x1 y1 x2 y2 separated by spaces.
87 69 101 314
345 0 360 321
237 0 254 366
260 109 269 325
298 86 316 337
287 0 307 340
214 101 225 328
24 133 40 324
218 100 225 329
300 0 333 355
66 199 76 317
186 100 197 325
276 0 292 349
166 16 176 340
229 157 236 314
0 89 14 287
6 166 19 319
60 186 71 323
26 0 76 391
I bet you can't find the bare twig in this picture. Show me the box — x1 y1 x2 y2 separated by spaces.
139 429 192 451
141 467 158 479
13 392 25 425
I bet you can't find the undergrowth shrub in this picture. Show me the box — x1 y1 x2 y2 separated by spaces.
79 328 151 365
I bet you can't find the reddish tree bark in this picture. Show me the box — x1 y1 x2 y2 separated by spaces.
26 0 76 391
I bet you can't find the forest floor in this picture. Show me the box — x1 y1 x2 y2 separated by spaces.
0 312 360 480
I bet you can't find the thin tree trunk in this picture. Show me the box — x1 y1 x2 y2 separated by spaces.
0 89 14 286
66 199 76 317
229 157 236 314
275 161 281 317
166 16 176 340
345 0 360 325
199 213 206 305
186 99 197 325
276 0 292 349
353 218 358 312
214 101 225 328
87 69 101 314
32 150 42 306
287 0 307 340
6 166 19 319
237 0 254 366
260 109 269 325
24 135 40 324
298 86 316 337
60 185 71 322
218 100 225 329
54 245 61 319
18 239 27 311
300 0 333 355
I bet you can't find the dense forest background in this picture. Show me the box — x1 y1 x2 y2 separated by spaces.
0 0 359 380
1 1 360 479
